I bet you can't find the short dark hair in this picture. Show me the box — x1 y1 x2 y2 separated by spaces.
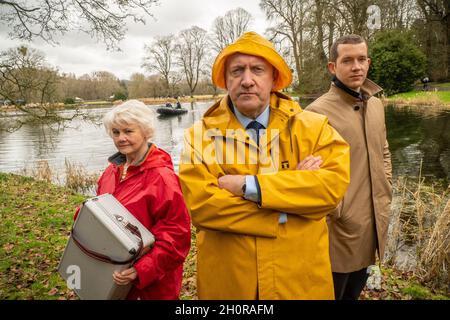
329 35 368 62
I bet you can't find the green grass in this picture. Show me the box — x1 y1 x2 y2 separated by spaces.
388 90 450 103
0 172 198 300
0 173 86 299
361 268 449 300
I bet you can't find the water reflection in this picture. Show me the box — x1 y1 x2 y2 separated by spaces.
0 102 449 185
386 105 450 183
0 102 210 178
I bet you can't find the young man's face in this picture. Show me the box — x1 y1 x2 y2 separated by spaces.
328 42 371 91
225 53 276 119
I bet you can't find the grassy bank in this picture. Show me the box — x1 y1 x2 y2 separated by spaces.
0 172 448 300
0 173 85 299
385 87 450 108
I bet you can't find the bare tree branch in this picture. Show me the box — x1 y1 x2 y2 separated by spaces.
0 0 159 50
176 26 209 98
210 7 253 52
142 35 174 94
0 45 86 130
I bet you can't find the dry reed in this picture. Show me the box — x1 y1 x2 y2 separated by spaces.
19 159 99 194
19 160 53 183
64 159 99 193
385 165 449 291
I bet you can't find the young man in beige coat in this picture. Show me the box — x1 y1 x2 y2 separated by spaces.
306 35 393 300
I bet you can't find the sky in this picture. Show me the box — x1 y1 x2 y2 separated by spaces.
0 0 269 80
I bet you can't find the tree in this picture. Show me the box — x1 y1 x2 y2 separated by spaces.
331 0 371 36
208 8 252 96
0 45 82 129
0 46 59 105
146 75 167 98
127 73 148 98
0 0 159 50
305 0 339 93
57 72 81 102
90 71 121 100
260 0 312 89
142 35 175 95
369 30 427 95
210 8 253 52
375 0 419 30
415 0 449 81
176 26 209 98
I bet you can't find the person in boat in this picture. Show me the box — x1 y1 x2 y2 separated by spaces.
172 96 182 109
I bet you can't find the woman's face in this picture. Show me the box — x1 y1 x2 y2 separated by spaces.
111 123 148 158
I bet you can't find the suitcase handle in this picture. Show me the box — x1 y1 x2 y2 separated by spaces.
71 224 144 265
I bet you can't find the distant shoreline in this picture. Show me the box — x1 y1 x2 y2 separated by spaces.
2 90 450 116
0 95 226 115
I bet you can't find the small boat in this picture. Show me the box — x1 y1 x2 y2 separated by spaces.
156 106 188 116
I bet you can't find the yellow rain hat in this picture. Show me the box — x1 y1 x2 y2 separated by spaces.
212 32 293 91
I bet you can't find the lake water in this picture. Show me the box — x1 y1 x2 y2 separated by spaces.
0 102 449 185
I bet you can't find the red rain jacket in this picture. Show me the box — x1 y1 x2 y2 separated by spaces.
93 144 191 299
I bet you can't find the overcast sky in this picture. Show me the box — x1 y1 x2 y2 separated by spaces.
0 0 269 80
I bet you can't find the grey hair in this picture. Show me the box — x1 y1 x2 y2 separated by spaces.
103 99 155 141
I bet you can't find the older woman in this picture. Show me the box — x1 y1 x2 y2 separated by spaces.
98 99 191 299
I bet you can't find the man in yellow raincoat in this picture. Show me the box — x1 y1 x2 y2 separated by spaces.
179 32 350 299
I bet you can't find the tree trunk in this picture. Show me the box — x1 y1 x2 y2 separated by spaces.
314 0 329 65
292 37 302 89
446 0 450 80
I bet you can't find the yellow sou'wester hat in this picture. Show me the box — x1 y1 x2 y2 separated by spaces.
211 32 293 91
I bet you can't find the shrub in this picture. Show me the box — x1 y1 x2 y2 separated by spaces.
64 97 75 105
369 30 427 95
113 91 128 101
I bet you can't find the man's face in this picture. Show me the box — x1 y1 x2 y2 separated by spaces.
328 42 371 91
225 53 276 119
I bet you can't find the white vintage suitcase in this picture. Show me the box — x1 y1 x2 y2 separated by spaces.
58 193 155 300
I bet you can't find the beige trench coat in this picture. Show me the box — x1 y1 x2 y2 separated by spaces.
306 79 393 273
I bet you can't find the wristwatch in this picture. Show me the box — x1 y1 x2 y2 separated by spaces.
241 182 246 195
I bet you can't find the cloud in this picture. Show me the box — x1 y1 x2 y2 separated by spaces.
0 0 268 80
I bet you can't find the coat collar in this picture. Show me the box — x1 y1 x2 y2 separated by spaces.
108 142 153 166
107 143 173 173
330 78 383 104
203 91 302 135
232 102 270 129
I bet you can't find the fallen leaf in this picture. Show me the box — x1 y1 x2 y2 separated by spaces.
48 288 58 296
3 243 14 252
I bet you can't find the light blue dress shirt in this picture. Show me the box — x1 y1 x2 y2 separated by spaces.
233 105 288 224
